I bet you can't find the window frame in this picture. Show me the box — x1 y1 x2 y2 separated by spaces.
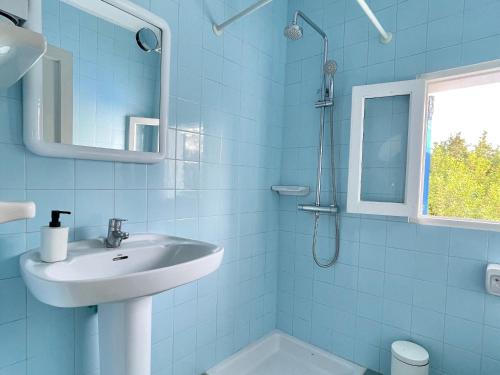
347 79 426 217
411 59 500 232
347 59 500 232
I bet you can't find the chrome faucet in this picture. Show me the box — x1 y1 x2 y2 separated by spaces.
105 218 129 248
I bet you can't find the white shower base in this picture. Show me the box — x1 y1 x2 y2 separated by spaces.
205 330 365 375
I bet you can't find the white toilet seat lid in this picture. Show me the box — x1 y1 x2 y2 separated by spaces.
391 341 429 366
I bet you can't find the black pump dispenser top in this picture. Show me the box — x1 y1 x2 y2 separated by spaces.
49 210 71 227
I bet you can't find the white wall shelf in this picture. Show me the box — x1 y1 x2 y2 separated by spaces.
271 186 310 196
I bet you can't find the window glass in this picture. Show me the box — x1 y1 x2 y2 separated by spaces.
424 75 500 222
360 95 410 203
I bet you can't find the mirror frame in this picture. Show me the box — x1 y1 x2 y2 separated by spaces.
23 0 171 163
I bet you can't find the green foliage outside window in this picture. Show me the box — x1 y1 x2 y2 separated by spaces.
428 132 500 221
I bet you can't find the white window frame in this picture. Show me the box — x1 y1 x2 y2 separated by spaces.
412 60 500 232
347 79 426 217
348 60 500 232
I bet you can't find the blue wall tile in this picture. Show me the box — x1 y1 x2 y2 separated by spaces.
411 307 445 341
397 0 429 30
2 0 500 374
383 300 411 331
384 274 413 304
427 15 463 51
75 160 114 189
0 320 26 367
0 145 25 189
447 257 485 292
446 287 485 322
75 190 114 227
114 163 147 189
278 0 500 373
0 0 287 373
449 228 489 260
0 278 26 325
442 344 481 375
26 155 74 190
444 315 483 353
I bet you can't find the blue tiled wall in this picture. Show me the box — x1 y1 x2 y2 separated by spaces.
3 0 500 374
0 0 287 374
278 0 500 374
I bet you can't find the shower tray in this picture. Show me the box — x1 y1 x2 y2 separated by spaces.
205 330 365 375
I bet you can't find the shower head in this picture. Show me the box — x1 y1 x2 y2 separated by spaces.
323 60 337 76
283 23 303 40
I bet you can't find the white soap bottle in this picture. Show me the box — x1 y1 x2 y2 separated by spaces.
40 210 71 262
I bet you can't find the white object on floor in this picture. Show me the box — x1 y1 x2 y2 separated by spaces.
0 201 36 224
205 330 365 375
391 341 429 375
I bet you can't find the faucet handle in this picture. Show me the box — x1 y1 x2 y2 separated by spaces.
109 218 127 228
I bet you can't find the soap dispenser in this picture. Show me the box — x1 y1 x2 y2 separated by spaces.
40 210 71 262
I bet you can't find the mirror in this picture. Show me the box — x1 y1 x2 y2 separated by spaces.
23 0 171 163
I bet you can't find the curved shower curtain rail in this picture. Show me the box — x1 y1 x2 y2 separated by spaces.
212 0 272 36
355 0 393 44
212 0 392 44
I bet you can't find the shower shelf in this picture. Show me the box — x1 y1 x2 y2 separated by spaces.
271 185 310 196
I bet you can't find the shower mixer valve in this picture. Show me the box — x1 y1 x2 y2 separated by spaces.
298 204 338 214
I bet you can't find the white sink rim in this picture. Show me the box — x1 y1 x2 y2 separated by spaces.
21 233 224 308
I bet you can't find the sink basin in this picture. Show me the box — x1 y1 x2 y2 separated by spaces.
20 233 223 375
21 233 223 307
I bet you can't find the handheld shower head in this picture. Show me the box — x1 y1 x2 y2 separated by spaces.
284 23 303 40
323 60 337 100
323 60 337 76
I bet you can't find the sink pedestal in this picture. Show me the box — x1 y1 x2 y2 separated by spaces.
21 234 223 374
98 296 153 375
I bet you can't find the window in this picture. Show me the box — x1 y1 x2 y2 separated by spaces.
347 79 425 217
418 63 500 230
348 60 500 231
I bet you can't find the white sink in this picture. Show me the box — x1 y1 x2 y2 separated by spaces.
21 233 223 307
20 233 224 375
